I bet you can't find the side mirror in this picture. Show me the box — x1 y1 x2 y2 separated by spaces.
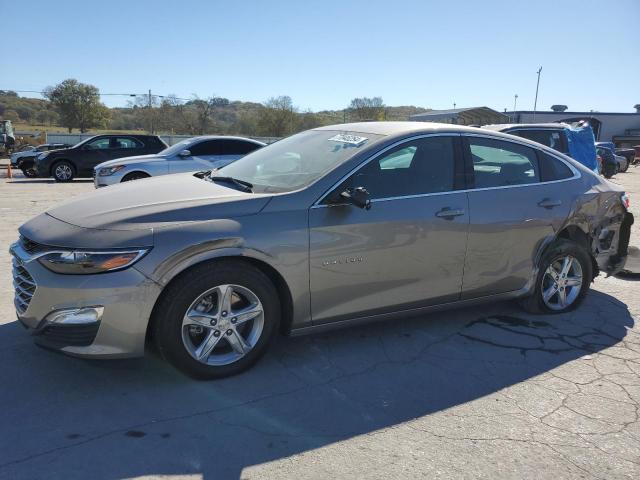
178 149 191 157
339 186 371 210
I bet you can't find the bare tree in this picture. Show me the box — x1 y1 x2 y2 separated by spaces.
348 97 385 121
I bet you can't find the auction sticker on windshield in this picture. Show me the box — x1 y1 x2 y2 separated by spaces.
328 134 368 146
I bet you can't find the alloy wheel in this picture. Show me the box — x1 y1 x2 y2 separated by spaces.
181 284 264 365
55 164 72 180
541 255 583 311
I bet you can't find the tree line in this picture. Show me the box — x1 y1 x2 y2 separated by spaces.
0 79 430 137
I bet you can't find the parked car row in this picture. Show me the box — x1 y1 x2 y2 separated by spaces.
11 122 633 378
20 134 266 183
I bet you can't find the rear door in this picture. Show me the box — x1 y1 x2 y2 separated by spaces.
461 135 577 299
109 137 146 163
309 134 469 324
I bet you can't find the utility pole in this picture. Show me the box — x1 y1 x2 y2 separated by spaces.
148 89 153 134
533 66 542 120
513 94 518 122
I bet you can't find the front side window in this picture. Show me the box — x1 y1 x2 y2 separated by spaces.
190 140 222 156
469 137 539 188
218 140 262 155
341 136 457 200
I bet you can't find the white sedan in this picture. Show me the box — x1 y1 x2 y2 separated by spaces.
93 136 266 187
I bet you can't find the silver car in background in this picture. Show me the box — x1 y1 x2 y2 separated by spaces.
93 136 265 187
11 122 633 379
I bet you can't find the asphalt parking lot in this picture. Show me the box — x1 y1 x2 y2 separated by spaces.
1 168 639 480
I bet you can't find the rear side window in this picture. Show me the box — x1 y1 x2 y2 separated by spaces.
114 137 143 149
538 151 573 181
469 137 539 188
512 129 568 154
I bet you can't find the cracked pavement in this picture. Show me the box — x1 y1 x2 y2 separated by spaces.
1 167 639 479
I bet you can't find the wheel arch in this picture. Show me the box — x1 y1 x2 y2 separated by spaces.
146 254 295 344
545 224 598 277
121 170 152 181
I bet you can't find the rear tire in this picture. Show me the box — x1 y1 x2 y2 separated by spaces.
153 260 280 379
121 171 150 182
520 239 592 314
620 159 629 173
52 161 75 182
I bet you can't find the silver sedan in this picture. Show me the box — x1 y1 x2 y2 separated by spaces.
93 135 265 187
12 122 633 379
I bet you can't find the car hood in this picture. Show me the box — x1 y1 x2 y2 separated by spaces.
40 173 272 232
95 154 165 169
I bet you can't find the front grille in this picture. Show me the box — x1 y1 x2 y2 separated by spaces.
12 257 36 315
38 323 100 347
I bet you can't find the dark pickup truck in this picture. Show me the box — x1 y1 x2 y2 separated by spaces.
35 134 167 182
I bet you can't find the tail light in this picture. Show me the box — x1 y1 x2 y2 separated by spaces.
621 193 630 210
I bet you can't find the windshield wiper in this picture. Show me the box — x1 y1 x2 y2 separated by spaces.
208 175 254 192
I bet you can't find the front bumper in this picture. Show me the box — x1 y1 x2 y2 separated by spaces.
94 170 126 188
10 241 162 358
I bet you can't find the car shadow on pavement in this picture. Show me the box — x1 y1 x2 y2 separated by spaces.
6 179 94 184
0 290 634 479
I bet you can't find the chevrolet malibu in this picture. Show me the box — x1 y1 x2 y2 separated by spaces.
11 122 633 379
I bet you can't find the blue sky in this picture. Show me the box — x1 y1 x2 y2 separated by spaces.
4 0 639 112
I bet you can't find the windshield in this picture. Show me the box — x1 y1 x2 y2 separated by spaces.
216 130 382 193
159 139 193 156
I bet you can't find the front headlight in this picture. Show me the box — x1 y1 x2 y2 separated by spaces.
97 165 126 176
37 249 149 274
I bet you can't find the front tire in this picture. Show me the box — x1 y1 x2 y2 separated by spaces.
52 161 75 182
21 167 37 178
153 260 281 379
520 239 592 314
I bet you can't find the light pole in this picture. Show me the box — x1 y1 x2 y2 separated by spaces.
533 66 542 120
513 94 518 122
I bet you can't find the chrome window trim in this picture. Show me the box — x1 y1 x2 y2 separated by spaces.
311 131 581 209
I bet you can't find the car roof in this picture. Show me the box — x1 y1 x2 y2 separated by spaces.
482 123 570 131
313 121 491 137
187 135 266 145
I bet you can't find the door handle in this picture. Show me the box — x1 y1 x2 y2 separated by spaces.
436 208 466 219
538 198 562 209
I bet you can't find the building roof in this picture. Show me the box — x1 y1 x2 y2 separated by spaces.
508 110 640 117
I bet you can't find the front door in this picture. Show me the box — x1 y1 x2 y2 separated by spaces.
168 139 233 174
309 135 469 324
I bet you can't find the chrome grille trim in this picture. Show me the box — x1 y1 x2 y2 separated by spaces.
11 256 36 315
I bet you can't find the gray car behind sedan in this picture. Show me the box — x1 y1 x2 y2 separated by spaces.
11 122 633 378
